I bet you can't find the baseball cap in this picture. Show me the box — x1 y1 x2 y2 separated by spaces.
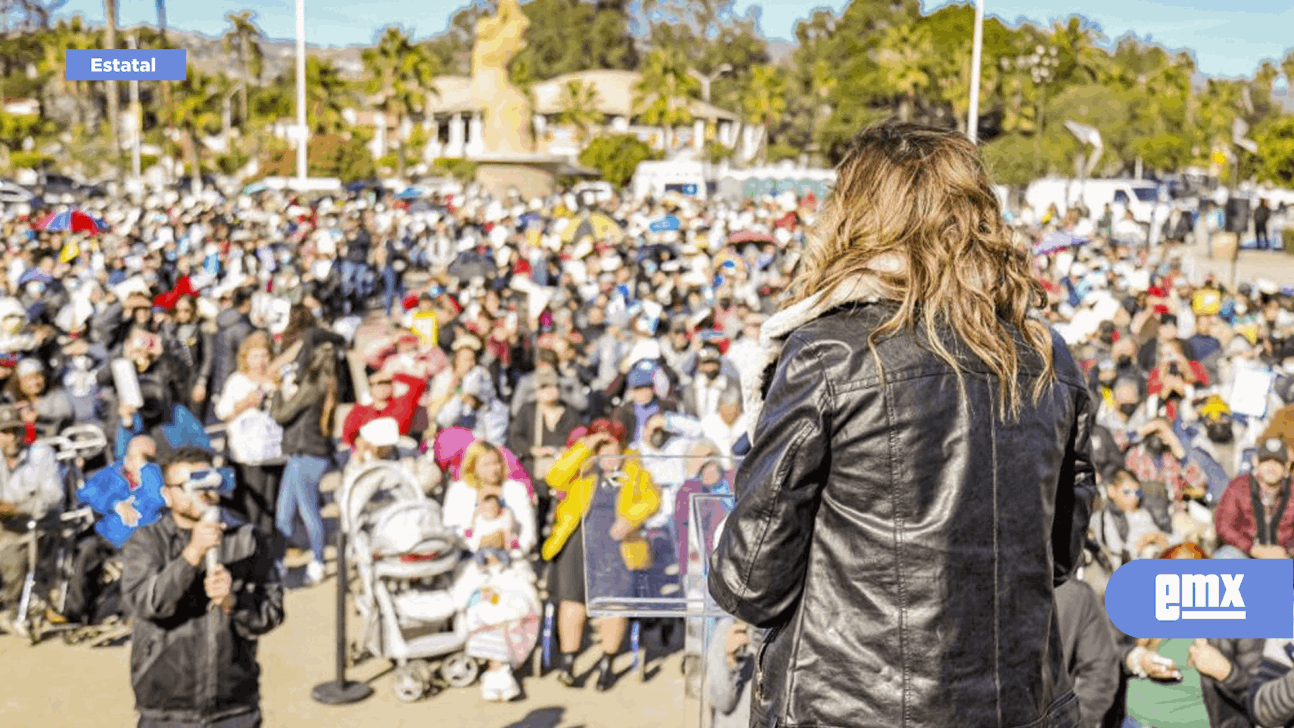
626 360 656 390
1258 438 1289 464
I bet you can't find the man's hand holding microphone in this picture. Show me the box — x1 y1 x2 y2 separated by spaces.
181 506 234 615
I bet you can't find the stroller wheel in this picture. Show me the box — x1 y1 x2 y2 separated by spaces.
440 653 480 689
392 665 426 703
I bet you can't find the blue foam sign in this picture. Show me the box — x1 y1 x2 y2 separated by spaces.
66 49 187 81
1104 559 1293 638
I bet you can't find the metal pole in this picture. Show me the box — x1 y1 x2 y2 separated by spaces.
295 0 307 185
311 496 372 704
966 0 984 143
128 34 141 180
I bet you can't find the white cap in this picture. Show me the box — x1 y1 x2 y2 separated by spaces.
358 417 400 448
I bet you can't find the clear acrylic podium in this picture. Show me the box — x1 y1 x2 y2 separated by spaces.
573 452 749 728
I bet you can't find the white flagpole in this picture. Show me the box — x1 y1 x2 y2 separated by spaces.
967 0 985 144
295 0 307 184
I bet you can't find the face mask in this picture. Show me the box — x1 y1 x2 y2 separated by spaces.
1206 422 1234 444
1116 355 1133 368
1118 402 1139 417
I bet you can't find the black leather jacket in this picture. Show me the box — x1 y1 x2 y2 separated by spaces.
121 512 284 724
709 303 1096 728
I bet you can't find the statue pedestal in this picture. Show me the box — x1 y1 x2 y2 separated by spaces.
475 162 557 200
471 154 596 199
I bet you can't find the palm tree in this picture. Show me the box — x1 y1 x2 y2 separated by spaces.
167 66 220 186
298 57 353 135
1283 51 1294 97
633 48 697 152
557 80 603 143
222 11 265 126
741 65 787 164
362 26 438 177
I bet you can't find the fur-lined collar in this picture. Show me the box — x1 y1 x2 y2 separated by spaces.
737 259 903 442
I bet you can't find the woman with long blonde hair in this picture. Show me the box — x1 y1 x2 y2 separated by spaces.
709 122 1097 728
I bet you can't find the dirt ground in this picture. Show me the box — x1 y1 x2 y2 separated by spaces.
0 563 702 728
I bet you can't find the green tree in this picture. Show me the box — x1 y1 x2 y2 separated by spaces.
633 48 698 151
1253 114 1294 187
166 66 221 180
222 10 265 126
362 26 439 177
509 0 638 81
579 133 659 188
557 80 603 143
740 64 787 163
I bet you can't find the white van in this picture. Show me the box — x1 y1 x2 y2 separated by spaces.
631 161 708 200
1025 178 1164 224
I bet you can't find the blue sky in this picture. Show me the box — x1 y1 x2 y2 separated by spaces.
55 0 1294 79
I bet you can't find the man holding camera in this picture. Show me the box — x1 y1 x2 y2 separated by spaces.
120 446 284 728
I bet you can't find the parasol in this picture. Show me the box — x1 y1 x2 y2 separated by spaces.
37 209 108 234
726 229 774 245
648 215 681 232
1033 230 1090 256
559 211 625 246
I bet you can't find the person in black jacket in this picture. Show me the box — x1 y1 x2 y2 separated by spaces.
270 340 339 587
121 446 284 728
708 122 1096 728
1055 580 1121 728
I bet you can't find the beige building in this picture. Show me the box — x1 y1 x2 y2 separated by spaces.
414 69 758 163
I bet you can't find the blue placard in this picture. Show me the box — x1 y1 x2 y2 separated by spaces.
66 49 187 81
1104 559 1294 638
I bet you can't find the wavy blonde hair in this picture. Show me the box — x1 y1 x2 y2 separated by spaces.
785 121 1053 420
462 441 504 489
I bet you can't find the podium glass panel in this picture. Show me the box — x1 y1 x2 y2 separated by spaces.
570 452 745 728
577 453 740 618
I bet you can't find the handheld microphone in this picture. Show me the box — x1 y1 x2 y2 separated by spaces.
202 506 221 573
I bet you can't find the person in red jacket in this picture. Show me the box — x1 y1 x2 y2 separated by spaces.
341 360 426 449
1213 438 1294 559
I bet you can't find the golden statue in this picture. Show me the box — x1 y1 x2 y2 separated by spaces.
469 0 534 155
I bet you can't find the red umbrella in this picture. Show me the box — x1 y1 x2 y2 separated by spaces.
36 208 108 234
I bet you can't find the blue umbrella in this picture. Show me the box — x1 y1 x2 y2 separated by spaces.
396 187 424 200
649 215 681 232
242 182 268 195
1033 230 1088 256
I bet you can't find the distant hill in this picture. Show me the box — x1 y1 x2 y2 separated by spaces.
131 26 369 81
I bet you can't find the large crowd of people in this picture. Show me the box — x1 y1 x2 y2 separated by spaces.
0 168 1292 728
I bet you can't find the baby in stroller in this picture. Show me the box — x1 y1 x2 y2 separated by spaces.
457 489 540 702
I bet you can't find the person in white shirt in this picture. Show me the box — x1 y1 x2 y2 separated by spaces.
699 389 749 462
0 404 62 624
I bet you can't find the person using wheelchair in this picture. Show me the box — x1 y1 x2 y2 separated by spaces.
0 404 63 633
51 435 164 626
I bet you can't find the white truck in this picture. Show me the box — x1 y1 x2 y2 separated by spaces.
1024 178 1166 225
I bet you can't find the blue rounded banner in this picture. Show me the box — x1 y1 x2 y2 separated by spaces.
1104 559 1293 639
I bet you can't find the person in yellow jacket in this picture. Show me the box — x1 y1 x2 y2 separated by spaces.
541 419 660 691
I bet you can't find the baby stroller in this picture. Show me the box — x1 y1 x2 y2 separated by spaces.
340 461 477 701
